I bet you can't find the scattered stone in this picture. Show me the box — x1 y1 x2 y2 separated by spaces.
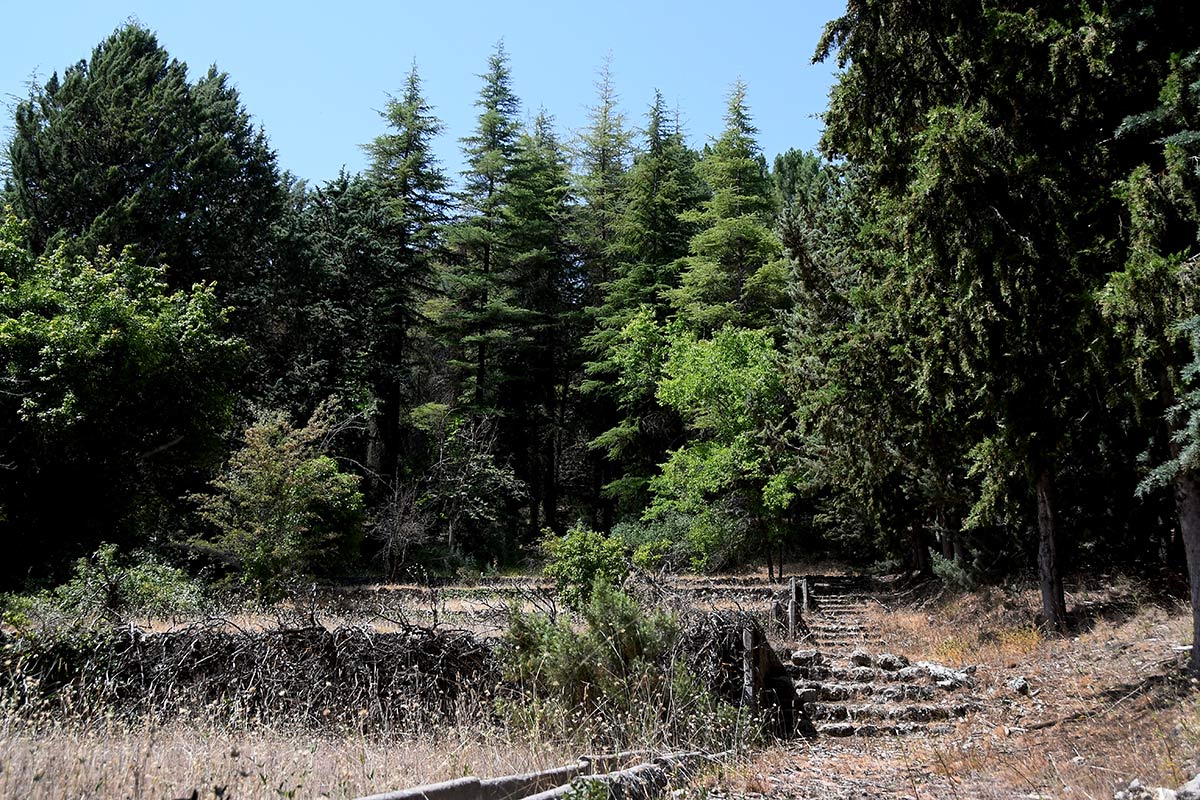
850 649 873 667
877 653 910 671
916 661 976 690
1114 773 1200 800
820 723 856 737
1007 676 1031 696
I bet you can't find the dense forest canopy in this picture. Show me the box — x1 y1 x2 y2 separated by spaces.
3 6 1200 660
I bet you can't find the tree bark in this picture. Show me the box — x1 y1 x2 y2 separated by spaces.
1171 466 1200 675
1036 466 1068 632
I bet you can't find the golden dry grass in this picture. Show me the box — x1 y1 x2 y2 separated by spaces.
0 719 573 800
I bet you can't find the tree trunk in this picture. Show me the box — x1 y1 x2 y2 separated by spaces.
1036 466 1068 632
1171 467 1200 675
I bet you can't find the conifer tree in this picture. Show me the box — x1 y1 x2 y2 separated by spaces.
583 92 706 515
573 55 633 307
4 23 282 306
669 82 787 334
441 42 525 413
361 63 450 486
503 112 582 533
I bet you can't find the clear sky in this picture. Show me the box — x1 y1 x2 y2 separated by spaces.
0 1 846 185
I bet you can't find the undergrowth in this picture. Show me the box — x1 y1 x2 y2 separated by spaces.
501 579 749 752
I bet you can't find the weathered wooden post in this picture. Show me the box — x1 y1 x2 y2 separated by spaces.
787 577 797 640
741 625 757 711
801 576 810 614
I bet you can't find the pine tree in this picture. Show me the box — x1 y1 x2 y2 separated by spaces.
669 81 787 334
361 63 450 487
441 42 525 413
503 112 582 533
4 23 282 304
583 92 706 515
573 55 633 308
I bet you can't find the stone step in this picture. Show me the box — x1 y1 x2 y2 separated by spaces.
795 682 941 704
790 666 931 686
816 722 956 738
807 625 868 633
805 701 977 723
798 682 962 703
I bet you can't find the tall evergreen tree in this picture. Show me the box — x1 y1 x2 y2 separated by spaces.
669 82 787 334
441 42 525 413
4 23 282 310
583 92 706 516
503 112 583 534
815 0 1193 628
574 55 633 307
361 64 450 488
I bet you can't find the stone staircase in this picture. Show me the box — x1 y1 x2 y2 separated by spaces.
774 575 981 738
785 649 980 737
802 575 884 653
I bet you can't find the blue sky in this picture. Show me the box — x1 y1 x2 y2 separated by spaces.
1 1 846 185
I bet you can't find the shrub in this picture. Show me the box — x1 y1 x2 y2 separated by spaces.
191 400 364 603
632 539 673 571
612 512 693 572
930 549 979 590
501 582 742 750
1 544 203 633
540 524 629 610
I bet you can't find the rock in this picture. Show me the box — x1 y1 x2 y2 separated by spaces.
848 667 876 683
1113 775 1200 800
820 723 856 737
791 649 824 666
896 666 925 682
1178 774 1200 800
877 653 910 671
916 660 976 690
1007 676 1031 696
850 649 873 667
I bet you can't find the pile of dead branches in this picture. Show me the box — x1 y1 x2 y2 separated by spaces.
0 621 498 732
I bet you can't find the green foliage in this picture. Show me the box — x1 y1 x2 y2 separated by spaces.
929 549 978 591
405 404 526 562
649 326 793 553
501 582 741 749
5 22 282 302
0 208 240 580
2 544 203 633
631 539 672 571
540 525 629 610
192 401 364 602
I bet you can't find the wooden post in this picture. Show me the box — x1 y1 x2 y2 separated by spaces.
801 577 810 614
787 576 797 640
741 625 757 711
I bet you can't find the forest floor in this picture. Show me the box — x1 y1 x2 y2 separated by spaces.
708 570 1199 800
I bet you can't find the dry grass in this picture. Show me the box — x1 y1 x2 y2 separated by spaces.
0 719 573 800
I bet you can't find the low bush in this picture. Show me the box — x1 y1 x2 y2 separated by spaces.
1 544 204 634
500 581 745 751
191 400 364 603
540 525 629 610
